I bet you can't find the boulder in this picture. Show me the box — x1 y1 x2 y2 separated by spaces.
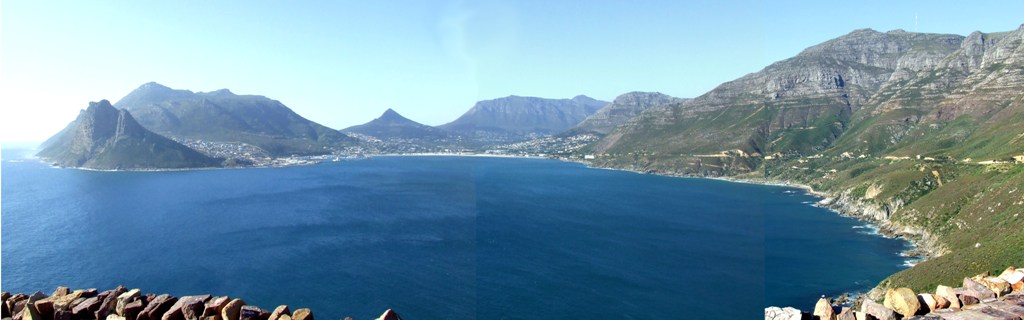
980 277 1013 297
54 309 73 320
116 289 142 316
108 315 127 320
162 295 211 320
813 298 836 320
52 288 71 298
764 307 802 320
12 300 27 320
219 299 245 320
936 285 962 309
72 297 102 318
138 294 177 320
96 286 128 320
201 297 229 320
836 307 855 320
883 288 921 318
21 304 43 320
238 306 267 320
33 299 55 319
27 292 48 304
2 292 10 303
290 309 312 320
962 304 1020 319
278 316 291 320
123 300 146 320
933 294 951 309
267 306 290 320
861 300 896 320
2 298 9 318
963 278 998 301
375 309 400 320
918 293 938 313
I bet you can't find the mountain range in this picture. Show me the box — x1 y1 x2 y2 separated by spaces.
565 92 689 136
439 95 608 141
114 82 355 157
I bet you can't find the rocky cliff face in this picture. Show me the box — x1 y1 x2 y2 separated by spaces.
37 100 220 170
564 92 688 135
440 95 607 141
114 82 356 156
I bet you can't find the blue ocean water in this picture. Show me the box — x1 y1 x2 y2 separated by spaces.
1 150 911 319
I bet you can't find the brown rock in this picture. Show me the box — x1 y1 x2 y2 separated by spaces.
96 286 128 320
933 294 951 309
981 277 1013 297
861 299 896 320
374 309 400 320
219 299 245 320
21 304 43 320
107 315 127 320
54 309 73 320
201 297 229 320
12 300 27 320
918 293 938 313
238 306 266 320
33 299 55 320
138 294 177 320
81 290 99 299
836 307 855 320
963 304 1020 319
936 285 962 309
813 298 836 320
267 306 289 320
2 292 10 303
123 300 146 320
162 295 211 320
277 315 291 320
53 288 72 298
963 278 998 301
290 309 312 320
883 288 921 318
116 289 142 316
72 297 102 318
957 290 980 306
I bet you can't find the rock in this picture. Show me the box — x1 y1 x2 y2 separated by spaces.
980 277 1013 297
72 297 102 318
201 297 229 320
116 289 142 316
267 306 289 320
21 304 43 320
12 300 27 320
27 292 48 304
862 300 896 320
1000 270 1024 292
375 309 401 320
52 290 88 311
884 288 921 318
108 314 127 320
2 292 10 303
933 294 951 309
2 300 9 318
277 315 291 320
96 286 128 320
963 278 998 301
54 309 73 320
219 299 245 320
138 294 177 320
962 304 1020 319
918 293 938 313
764 306 802 320
813 298 836 320
238 306 266 320
52 288 71 298
123 300 146 320
290 309 312 320
33 299 55 320
937 285 962 309
836 307 855 320
162 295 211 320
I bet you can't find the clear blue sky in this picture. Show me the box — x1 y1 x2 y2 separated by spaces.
2 1 1023 143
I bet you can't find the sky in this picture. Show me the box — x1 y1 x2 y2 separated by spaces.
2 1 1023 143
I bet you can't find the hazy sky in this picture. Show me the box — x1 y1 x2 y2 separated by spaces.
2 1 1023 143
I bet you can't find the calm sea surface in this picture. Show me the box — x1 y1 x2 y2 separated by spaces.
1 150 910 319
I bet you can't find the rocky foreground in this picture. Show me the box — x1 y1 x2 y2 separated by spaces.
767 266 1024 319
0 287 400 320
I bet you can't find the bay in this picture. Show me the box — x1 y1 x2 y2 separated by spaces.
1 150 910 319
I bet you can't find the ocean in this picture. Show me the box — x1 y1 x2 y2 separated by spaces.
1 150 911 319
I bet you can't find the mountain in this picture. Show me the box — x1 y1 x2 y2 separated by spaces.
440 95 608 142
584 25 1024 295
342 108 449 140
114 82 355 156
563 92 689 135
37 100 221 170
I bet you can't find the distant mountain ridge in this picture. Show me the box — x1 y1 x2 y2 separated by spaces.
564 92 689 135
342 108 450 140
114 82 355 156
37 100 220 169
440 95 607 140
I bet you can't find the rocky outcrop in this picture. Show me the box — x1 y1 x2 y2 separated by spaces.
342 109 451 140
1 287 400 320
36 100 222 170
564 92 689 135
766 267 1024 319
